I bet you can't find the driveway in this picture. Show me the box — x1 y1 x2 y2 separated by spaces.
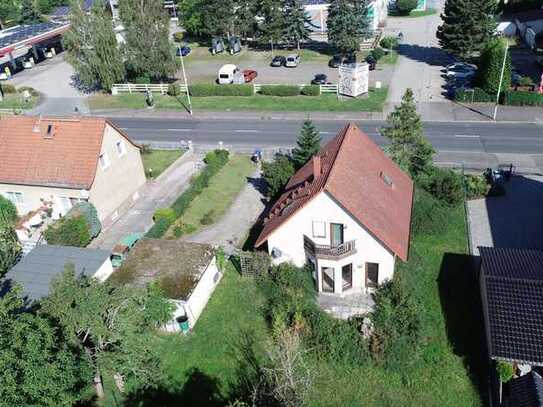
467 175 543 255
6 53 89 115
90 151 199 251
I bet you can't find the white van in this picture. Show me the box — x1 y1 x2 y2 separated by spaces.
218 64 244 84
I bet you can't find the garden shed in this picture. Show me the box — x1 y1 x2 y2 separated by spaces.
112 239 221 332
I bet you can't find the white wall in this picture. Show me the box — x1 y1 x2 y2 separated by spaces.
93 258 114 282
266 191 395 292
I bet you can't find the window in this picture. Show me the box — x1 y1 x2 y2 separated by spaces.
115 140 126 157
312 220 326 238
99 152 110 170
5 191 23 204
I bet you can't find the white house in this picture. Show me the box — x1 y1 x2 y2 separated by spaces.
256 123 414 296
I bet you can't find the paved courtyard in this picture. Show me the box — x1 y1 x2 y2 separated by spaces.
318 291 375 319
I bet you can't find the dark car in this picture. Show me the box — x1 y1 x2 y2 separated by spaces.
311 74 328 85
365 55 376 70
329 55 343 68
271 55 286 67
176 46 191 57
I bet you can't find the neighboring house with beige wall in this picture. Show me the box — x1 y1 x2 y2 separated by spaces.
256 123 413 297
0 116 146 227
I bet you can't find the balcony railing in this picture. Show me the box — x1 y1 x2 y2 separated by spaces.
304 235 356 260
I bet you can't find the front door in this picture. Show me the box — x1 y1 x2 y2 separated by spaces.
342 263 352 291
366 262 379 289
330 223 344 247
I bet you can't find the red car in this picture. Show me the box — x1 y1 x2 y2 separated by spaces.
243 69 258 83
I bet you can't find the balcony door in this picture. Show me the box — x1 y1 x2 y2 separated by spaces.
330 223 344 247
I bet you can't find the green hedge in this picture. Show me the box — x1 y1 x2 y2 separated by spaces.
1 84 16 94
145 149 230 238
43 215 91 247
259 85 300 96
189 84 253 97
454 87 496 103
503 91 543 106
0 195 18 225
301 85 320 96
68 202 101 238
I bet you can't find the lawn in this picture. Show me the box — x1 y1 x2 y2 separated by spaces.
0 94 39 110
389 8 437 17
89 88 388 112
167 155 255 237
141 149 184 179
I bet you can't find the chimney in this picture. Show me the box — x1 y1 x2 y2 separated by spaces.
312 156 321 178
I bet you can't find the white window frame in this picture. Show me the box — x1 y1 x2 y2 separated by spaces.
312 220 326 238
115 140 126 157
5 191 24 205
99 152 110 170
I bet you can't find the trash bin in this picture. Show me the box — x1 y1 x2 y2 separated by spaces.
176 315 189 333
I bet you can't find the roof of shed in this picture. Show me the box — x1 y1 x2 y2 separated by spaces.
508 371 543 407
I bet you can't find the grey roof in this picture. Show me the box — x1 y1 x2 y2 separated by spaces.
507 371 543 407
480 247 543 365
50 0 95 17
3 245 110 301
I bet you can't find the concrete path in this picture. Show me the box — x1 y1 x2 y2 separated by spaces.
90 151 200 250
185 171 266 253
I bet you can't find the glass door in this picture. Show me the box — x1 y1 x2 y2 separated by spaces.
330 223 344 247
342 263 352 291
321 267 335 293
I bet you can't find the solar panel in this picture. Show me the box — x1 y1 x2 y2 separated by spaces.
0 22 67 50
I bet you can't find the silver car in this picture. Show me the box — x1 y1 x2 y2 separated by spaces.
285 54 300 68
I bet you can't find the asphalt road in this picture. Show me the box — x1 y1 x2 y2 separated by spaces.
110 117 543 155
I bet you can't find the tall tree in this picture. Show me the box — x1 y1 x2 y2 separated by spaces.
380 89 434 177
41 267 173 398
0 287 91 405
292 120 320 170
235 0 258 40
283 0 311 50
327 0 371 54
179 0 205 37
476 38 511 94
119 0 177 80
262 153 295 198
200 0 237 37
258 0 284 53
437 0 497 60
64 0 125 91
19 0 41 24
0 224 20 278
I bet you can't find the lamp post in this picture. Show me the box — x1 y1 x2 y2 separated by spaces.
493 42 509 121
178 46 193 116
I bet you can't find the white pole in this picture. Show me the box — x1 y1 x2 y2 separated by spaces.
179 46 193 116
493 42 509 121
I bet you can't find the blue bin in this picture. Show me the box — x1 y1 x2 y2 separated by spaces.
177 316 189 333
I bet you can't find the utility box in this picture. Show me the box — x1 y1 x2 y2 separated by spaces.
228 36 242 54
338 63 369 97
211 37 225 54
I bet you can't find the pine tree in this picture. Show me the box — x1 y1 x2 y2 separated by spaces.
477 38 511 94
327 0 371 54
258 0 284 53
64 0 125 91
119 0 177 80
437 0 497 60
381 89 434 177
283 0 311 50
19 0 41 24
292 120 321 169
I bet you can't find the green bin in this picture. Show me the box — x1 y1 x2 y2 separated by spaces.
177 316 189 334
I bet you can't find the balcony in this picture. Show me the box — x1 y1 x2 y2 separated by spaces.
304 235 356 260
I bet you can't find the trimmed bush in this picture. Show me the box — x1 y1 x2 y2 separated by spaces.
0 195 18 225
189 84 253 97
259 85 300 97
396 0 418 14
380 36 398 50
44 215 91 247
454 87 495 103
1 84 17 94
173 32 184 43
418 167 463 206
145 217 171 238
369 48 386 61
476 38 511 95
503 90 543 106
464 174 488 199
68 202 101 239
154 208 176 224
17 86 39 97
167 83 181 97
301 85 320 96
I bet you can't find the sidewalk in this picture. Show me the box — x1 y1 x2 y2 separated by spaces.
89 151 200 251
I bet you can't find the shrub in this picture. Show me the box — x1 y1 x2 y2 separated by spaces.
396 0 418 14
167 83 180 97
189 84 253 97
173 32 184 43
301 85 320 96
519 76 534 87
259 85 300 97
410 189 449 235
141 144 152 155
369 48 386 61
17 86 39 97
262 153 295 198
454 87 496 103
204 149 230 168
496 361 514 383
418 167 464 206
0 195 18 225
476 38 511 94
68 202 101 239
1 84 16 94
380 36 398 50
464 174 488 199
44 215 91 247
200 210 215 225
154 208 176 224
503 90 543 106
134 76 151 84
145 217 172 238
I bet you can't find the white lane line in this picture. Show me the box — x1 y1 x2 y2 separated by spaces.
235 129 259 133
167 128 192 132
455 134 480 138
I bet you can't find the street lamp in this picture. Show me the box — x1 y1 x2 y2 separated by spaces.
178 45 193 116
493 42 509 121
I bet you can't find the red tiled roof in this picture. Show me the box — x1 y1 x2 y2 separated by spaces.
255 123 414 261
0 116 136 189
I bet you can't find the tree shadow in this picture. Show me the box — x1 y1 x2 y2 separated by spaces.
438 252 489 406
397 43 455 67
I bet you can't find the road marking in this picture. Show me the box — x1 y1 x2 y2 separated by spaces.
235 129 259 133
455 134 480 138
319 131 332 134
167 128 192 132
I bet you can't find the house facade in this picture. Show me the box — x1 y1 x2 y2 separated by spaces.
256 123 413 296
0 116 146 227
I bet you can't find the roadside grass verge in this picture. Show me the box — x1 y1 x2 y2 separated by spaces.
167 155 255 237
89 88 388 112
389 8 437 17
0 94 39 110
142 149 184 179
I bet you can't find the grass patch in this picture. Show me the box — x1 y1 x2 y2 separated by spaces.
389 7 437 17
168 155 255 236
89 88 388 112
142 149 184 179
0 94 38 110
380 50 399 65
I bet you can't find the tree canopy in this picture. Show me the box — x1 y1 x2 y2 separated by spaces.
292 120 321 170
327 0 371 54
476 38 512 94
262 153 295 198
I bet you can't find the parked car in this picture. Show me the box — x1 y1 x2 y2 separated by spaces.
311 73 328 85
329 54 356 68
365 55 377 70
444 62 477 72
271 55 286 67
110 233 142 268
176 46 191 57
218 64 244 84
243 69 258 82
446 65 476 80
285 54 300 68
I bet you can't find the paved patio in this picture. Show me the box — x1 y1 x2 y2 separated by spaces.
317 291 375 319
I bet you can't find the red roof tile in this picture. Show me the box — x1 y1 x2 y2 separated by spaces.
255 123 414 261
0 116 135 189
